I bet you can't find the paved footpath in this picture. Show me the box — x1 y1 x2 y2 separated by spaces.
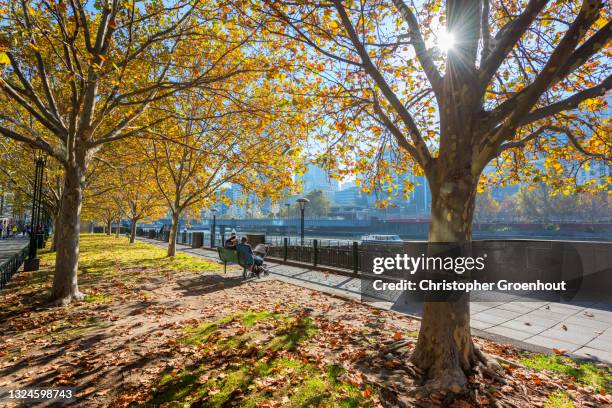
139 238 612 364
0 237 29 263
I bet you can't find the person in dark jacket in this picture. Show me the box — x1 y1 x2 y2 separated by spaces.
224 232 238 249
236 236 264 277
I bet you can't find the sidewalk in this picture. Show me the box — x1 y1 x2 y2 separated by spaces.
139 238 612 364
0 237 29 263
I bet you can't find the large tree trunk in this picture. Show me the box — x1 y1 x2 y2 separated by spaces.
410 176 499 393
50 165 85 305
167 212 179 257
129 219 137 243
115 219 120 238
105 219 111 235
50 215 59 252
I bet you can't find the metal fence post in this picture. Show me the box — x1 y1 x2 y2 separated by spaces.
313 239 318 267
283 237 288 262
352 241 359 274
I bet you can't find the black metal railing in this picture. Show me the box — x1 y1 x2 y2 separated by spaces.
266 237 362 273
0 244 29 290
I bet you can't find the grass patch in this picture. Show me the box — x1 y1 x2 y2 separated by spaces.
84 293 112 303
267 316 318 352
182 315 234 346
544 390 576 408
520 353 611 393
30 235 221 294
239 310 275 327
49 317 110 342
142 310 374 407
405 330 419 338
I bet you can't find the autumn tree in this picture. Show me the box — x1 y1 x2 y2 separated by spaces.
252 0 611 393
576 190 610 223
286 189 332 217
144 89 303 257
515 184 582 222
0 0 264 304
82 188 122 235
116 159 166 243
474 190 501 226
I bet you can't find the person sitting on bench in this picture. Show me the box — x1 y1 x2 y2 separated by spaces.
224 232 238 249
236 236 263 277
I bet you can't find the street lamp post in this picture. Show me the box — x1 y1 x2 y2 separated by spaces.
296 197 309 246
210 208 217 248
285 203 290 238
24 152 46 271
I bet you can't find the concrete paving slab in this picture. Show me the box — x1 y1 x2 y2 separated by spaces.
574 347 612 363
485 325 532 341
499 319 549 335
495 302 540 314
563 315 612 330
580 308 612 324
471 311 513 326
470 303 491 313
526 335 582 353
538 324 598 346
584 337 612 352
471 319 495 330
484 307 524 320
522 309 573 322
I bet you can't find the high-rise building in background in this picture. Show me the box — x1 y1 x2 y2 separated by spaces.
300 163 339 202
577 159 611 186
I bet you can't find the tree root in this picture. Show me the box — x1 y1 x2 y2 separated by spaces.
48 290 86 307
407 367 468 397
381 339 416 354
475 346 503 374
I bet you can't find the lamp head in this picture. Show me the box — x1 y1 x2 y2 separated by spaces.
296 197 309 210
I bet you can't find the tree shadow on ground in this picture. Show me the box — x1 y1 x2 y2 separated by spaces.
173 273 249 297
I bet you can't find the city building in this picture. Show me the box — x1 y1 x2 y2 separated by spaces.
300 163 339 201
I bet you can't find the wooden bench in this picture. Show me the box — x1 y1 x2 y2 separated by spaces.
217 247 250 279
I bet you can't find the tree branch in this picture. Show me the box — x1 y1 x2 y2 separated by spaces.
391 0 442 95
332 0 431 167
519 74 612 126
486 0 604 130
479 0 548 85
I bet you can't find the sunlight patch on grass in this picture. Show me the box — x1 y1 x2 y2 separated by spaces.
544 390 576 408
239 310 276 327
35 235 220 291
84 293 112 303
520 354 611 393
182 315 235 346
267 316 318 352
